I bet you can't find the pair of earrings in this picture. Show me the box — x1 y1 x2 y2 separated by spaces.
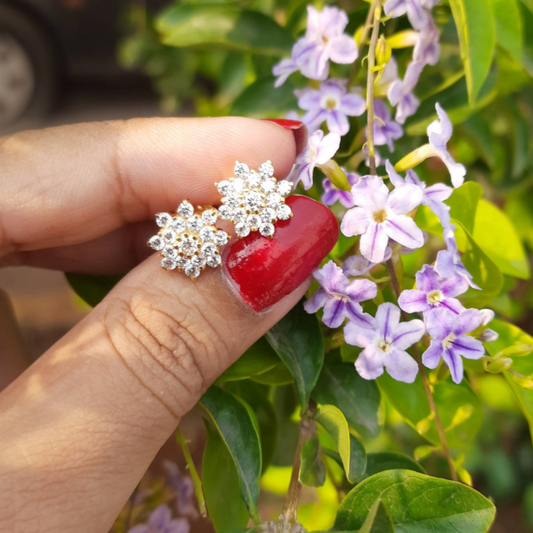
147 161 293 279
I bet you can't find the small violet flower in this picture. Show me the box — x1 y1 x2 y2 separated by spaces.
388 61 423 124
427 103 466 188
341 175 424 263
322 170 360 208
374 100 403 152
298 79 366 135
398 264 468 317
384 0 439 30
304 260 377 328
163 461 199 519
345 302 425 383
273 6 358 84
128 505 190 533
293 130 341 190
413 16 440 66
343 248 392 277
435 225 481 290
477 309 499 342
386 160 452 226
423 307 485 384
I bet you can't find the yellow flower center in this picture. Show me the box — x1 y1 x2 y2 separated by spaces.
427 290 445 305
378 340 393 353
442 333 455 348
325 98 338 110
373 209 388 223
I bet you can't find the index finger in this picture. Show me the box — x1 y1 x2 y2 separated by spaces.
0 117 305 257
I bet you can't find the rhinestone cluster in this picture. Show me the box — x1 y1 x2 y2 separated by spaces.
216 161 293 238
148 200 229 279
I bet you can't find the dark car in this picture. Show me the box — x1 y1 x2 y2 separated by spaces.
0 0 165 127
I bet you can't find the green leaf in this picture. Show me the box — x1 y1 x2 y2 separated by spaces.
300 436 326 487
473 199 530 279
250 362 294 385
157 5 293 55
449 0 496 104
65 273 122 307
266 300 325 410
378 374 483 447
447 181 482 234
230 77 298 117
364 453 425 478
312 360 382 439
216 337 280 383
200 387 261 522
490 0 522 63
203 424 249 532
358 499 395 533
315 405 366 483
334 470 495 532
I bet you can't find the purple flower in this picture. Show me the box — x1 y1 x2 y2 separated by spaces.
398 264 467 317
128 505 190 533
477 309 498 342
345 302 425 382
304 260 377 328
322 171 360 208
386 160 452 225
298 6 358 80
384 0 438 30
435 225 480 290
427 103 466 188
343 248 392 277
388 61 423 124
374 100 403 152
294 130 341 189
413 15 440 66
163 461 198 519
272 56 299 88
423 308 485 383
298 79 365 135
341 175 424 263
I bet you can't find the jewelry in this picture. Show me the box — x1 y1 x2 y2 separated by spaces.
148 200 230 279
216 161 293 238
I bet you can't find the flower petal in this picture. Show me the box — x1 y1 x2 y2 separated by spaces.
387 79 403 106
303 288 329 314
294 163 314 190
298 89 322 110
425 307 454 340
406 1 429 30
344 320 376 348
355 345 386 380
391 319 425 350
452 308 483 336
328 34 358 64
442 347 464 384
427 102 453 144
440 272 469 298
415 264 440 292
385 348 419 383
375 302 401 342
451 335 485 360
387 184 423 214
340 93 366 116
326 110 350 135
422 340 443 369
384 0 408 17
341 207 370 237
439 151 466 188
346 303 376 329
438 297 465 315
313 260 348 292
272 58 298 87
316 132 341 163
425 182 453 202
383 214 424 250
398 289 428 313
352 176 389 209
128 526 150 533
149 505 172 529
385 160 406 188
360 222 389 263
323 298 347 328
434 249 455 278
167 519 191 533
345 278 378 302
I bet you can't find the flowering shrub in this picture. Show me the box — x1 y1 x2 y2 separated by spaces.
66 0 533 531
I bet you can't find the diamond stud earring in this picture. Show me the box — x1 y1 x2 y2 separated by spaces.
148 200 230 279
215 160 293 238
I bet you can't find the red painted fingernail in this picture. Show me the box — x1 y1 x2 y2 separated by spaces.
224 195 339 312
262 119 308 155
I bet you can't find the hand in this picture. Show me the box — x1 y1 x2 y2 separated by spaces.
0 117 338 532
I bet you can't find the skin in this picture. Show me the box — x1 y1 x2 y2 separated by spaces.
0 117 308 533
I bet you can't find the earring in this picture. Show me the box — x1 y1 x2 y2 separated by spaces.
148 200 230 279
215 161 293 238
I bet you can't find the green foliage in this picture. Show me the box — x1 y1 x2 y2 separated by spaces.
357 498 395 533
334 471 496 532
299 436 326 487
65 273 122 307
363 453 425 478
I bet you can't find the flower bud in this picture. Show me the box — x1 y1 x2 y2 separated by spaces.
386 30 419 49
495 344 533 358
478 329 498 342
394 144 439 172
354 25 365 47
375 36 392 67
482 356 513 374
317 159 352 192
512 373 533 389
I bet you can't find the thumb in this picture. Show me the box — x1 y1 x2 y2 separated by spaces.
0 195 337 532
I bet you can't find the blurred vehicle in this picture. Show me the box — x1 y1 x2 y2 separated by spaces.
0 0 165 128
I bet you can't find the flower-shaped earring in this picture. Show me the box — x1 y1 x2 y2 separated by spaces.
148 200 230 279
215 161 293 238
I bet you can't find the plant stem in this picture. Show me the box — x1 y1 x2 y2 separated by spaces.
175 427 208 517
385 259 458 481
365 1 383 176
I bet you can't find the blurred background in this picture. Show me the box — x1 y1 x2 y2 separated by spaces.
2 0 533 531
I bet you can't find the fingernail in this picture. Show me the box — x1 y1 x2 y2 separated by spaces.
262 119 307 155
224 195 339 312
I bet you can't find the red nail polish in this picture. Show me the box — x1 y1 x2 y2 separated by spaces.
262 118 308 155
224 195 339 312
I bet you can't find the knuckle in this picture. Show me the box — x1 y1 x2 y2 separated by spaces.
102 291 227 417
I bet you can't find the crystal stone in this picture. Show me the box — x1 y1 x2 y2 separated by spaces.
260 179 276 194
161 228 176 244
207 254 222 268
246 170 261 188
234 161 249 179
259 223 275 237
148 235 164 251
260 208 276 223
199 227 216 242
277 180 293 196
247 214 262 230
218 205 233 220
224 193 241 208
187 215 203 232
201 242 217 256
171 217 187 233
184 264 200 278
244 191 263 212
177 201 194 218
232 207 247 222
178 236 199 256
259 161 274 178
201 209 218 225
235 222 251 238
161 257 177 270
266 193 282 208
162 246 178 259
214 231 229 246
277 204 292 220
190 254 207 269
217 180 231 195
232 177 246 194
156 212 173 228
